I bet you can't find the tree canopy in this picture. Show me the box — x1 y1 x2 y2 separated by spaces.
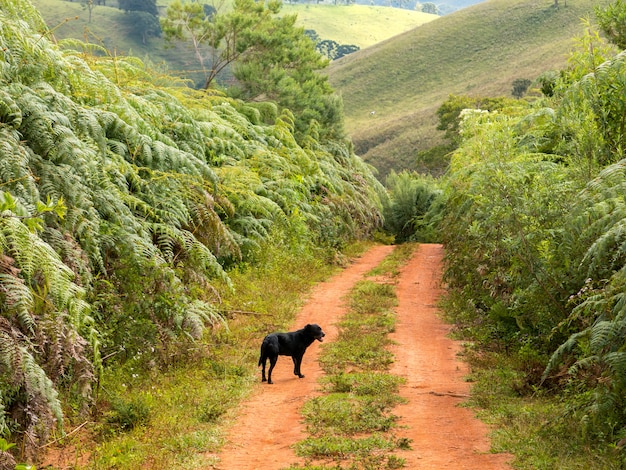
161 0 343 142
118 0 158 16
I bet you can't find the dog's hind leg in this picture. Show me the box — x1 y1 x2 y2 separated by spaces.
259 344 268 382
260 356 268 382
267 356 277 384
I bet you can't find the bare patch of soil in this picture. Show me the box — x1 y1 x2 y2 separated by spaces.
212 244 512 469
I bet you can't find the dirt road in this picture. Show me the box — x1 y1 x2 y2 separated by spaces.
214 244 512 469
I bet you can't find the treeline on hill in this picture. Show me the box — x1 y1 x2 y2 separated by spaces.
405 0 626 456
0 0 386 462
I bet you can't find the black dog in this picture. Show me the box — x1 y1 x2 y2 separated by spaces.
258 323 325 384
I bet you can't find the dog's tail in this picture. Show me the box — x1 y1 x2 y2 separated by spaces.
258 339 265 366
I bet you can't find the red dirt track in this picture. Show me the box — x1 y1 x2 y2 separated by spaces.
213 244 512 469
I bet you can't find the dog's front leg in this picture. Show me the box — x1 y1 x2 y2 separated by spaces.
292 355 304 378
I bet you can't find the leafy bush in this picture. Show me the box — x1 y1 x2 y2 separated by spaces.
512 78 532 98
382 170 442 243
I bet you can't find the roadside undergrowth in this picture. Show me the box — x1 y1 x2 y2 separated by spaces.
286 243 416 470
46 240 375 469
444 291 626 470
459 347 626 470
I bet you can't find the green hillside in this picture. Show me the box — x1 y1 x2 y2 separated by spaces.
329 0 614 177
281 4 437 49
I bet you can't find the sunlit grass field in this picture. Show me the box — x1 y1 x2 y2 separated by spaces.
281 4 436 49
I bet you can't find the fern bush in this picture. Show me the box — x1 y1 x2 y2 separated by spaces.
0 205 91 457
382 170 441 243
442 107 578 350
0 0 384 458
542 159 626 439
441 21 626 443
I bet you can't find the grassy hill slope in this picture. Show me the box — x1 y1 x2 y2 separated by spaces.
281 4 436 49
329 0 613 177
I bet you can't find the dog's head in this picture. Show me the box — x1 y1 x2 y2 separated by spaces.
306 323 325 342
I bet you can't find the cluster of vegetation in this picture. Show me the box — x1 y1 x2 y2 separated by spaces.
305 30 360 61
0 0 387 463
381 170 441 243
43 0 351 140
161 0 346 142
10 0 626 466
289 245 414 470
418 0 626 464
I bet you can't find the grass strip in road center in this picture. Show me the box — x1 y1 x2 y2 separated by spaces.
286 243 416 470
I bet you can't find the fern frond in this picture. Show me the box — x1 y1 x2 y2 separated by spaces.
0 273 34 333
0 330 63 436
21 343 63 424
0 391 8 437
542 329 588 381
182 300 225 339
568 355 600 376
603 351 626 381
589 320 622 353
150 222 185 262
183 233 229 283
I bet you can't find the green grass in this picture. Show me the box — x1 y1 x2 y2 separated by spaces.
319 281 397 375
90 353 257 467
461 348 626 469
366 242 414 278
323 371 404 397
328 0 614 178
301 392 402 435
292 434 404 461
281 4 436 49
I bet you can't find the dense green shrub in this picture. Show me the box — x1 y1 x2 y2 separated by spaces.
440 19 626 442
382 170 442 243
